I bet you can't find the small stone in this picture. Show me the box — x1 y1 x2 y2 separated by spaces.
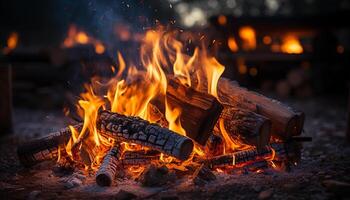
114 189 137 200
258 189 273 200
28 190 41 200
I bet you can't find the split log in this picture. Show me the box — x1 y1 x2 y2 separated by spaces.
96 144 124 186
121 150 160 166
97 110 194 161
217 78 305 139
165 78 223 145
17 124 83 167
205 143 285 168
192 164 216 186
219 106 271 150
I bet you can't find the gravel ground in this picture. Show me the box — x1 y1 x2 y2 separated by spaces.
0 97 350 200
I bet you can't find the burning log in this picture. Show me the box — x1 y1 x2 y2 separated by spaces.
205 143 285 169
97 110 194 161
165 78 223 145
121 150 160 166
17 124 83 167
217 78 305 139
95 144 123 186
219 106 271 150
192 164 216 186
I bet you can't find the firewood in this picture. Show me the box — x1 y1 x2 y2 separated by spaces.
97 110 194 161
219 106 271 150
243 160 269 172
165 78 223 145
206 143 285 168
17 124 83 167
121 150 160 166
192 164 216 186
205 134 224 157
95 144 123 186
217 78 304 139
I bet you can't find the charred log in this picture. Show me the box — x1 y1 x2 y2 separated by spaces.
219 106 271 150
97 110 194 161
121 150 160 166
17 124 83 167
95 144 124 186
206 143 285 168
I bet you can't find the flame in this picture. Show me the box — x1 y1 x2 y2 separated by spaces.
63 24 105 54
219 119 250 153
63 26 243 171
281 35 303 54
228 37 239 52
239 26 256 50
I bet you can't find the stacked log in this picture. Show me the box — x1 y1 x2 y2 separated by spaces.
17 124 82 167
217 78 305 139
96 144 124 186
121 150 160 166
219 106 271 150
97 110 194 161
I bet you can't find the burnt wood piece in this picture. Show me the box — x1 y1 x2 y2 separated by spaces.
78 140 102 167
217 78 304 139
206 143 285 168
97 110 194 161
193 164 216 186
205 134 224 157
121 150 160 166
0 64 12 134
138 164 172 187
165 78 223 145
17 124 83 167
96 144 124 186
219 106 271 150
244 160 269 172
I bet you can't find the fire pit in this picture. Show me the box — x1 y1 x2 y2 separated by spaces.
14 27 308 195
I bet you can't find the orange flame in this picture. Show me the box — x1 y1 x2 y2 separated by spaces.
281 35 303 54
63 24 105 54
7 32 18 50
228 37 239 52
239 26 256 51
64 26 241 170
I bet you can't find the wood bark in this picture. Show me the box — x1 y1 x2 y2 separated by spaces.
205 143 285 168
17 124 83 167
219 106 271 150
97 110 194 161
217 78 304 139
95 144 124 186
165 78 223 145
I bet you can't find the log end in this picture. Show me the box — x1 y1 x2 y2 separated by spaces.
178 139 194 161
96 173 113 187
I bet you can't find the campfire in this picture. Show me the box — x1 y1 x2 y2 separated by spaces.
17 26 308 188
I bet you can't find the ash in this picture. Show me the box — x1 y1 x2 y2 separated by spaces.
1 98 349 200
